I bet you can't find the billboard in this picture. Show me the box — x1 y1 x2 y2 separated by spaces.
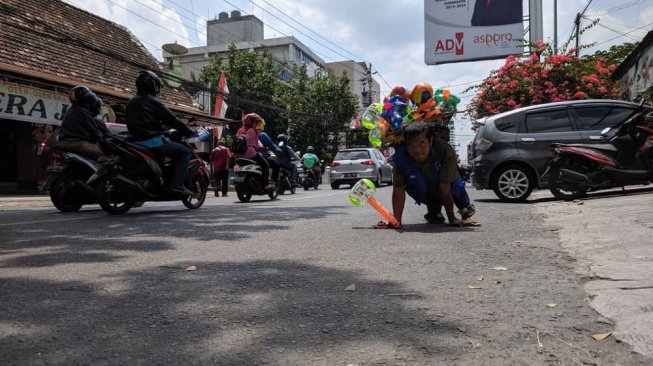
424 0 524 65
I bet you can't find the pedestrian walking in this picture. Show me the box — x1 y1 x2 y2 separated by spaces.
211 138 231 197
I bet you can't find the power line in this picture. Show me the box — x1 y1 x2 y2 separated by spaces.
252 0 393 88
586 21 653 49
593 0 646 17
583 16 641 42
222 0 378 85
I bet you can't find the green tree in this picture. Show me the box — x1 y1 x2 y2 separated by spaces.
586 42 639 67
199 44 285 138
278 65 357 157
200 44 357 155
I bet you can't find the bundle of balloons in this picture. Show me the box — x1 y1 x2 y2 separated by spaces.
360 83 461 147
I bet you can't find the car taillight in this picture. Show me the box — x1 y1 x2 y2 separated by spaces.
361 160 375 165
234 166 242 173
474 137 493 155
328 162 341 167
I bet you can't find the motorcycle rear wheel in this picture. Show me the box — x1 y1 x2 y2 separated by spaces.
548 162 589 201
49 177 83 212
97 175 133 215
268 188 278 200
182 175 208 209
236 186 252 203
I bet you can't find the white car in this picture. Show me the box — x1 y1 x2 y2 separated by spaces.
328 148 393 189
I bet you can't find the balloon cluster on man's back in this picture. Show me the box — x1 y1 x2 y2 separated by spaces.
360 83 461 147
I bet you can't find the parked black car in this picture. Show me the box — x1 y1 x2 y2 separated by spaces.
469 99 651 202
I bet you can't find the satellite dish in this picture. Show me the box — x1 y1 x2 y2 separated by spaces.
162 42 188 55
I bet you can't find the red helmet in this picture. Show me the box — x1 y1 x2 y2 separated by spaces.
243 113 262 128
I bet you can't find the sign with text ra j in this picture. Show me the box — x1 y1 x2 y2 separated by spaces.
424 0 524 65
0 80 115 125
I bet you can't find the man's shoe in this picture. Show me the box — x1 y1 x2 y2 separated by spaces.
424 212 445 224
459 204 476 220
170 186 193 196
222 193 228 197
263 183 275 190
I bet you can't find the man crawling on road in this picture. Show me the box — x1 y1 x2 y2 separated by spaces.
391 121 476 227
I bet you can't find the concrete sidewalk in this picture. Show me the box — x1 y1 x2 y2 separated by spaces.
0 194 52 209
534 188 653 357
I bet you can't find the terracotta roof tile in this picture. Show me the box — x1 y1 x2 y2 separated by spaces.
0 0 199 111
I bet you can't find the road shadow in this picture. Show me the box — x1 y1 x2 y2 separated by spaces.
0 204 346 268
0 260 460 364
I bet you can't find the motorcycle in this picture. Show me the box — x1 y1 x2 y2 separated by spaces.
546 109 653 200
277 165 297 195
276 140 299 195
92 129 210 214
42 147 101 212
302 166 320 190
233 158 279 202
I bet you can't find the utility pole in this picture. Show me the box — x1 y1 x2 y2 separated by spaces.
553 0 558 54
575 12 581 57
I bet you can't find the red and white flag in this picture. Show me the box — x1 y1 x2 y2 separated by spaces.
214 71 228 119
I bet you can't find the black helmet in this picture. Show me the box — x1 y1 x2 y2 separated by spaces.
306 145 314 153
69 86 102 116
277 134 288 143
135 70 162 96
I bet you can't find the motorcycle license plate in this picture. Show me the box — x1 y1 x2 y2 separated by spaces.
46 165 64 173
344 173 357 177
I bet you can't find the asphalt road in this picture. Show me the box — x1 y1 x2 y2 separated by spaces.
0 186 650 365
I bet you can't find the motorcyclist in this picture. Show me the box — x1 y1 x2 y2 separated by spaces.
301 146 321 184
255 119 282 184
276 134 300 185
125 70 195 195
233 113 274 190
57 86 109 159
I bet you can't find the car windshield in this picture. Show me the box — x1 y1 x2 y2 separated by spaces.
335 150 370 160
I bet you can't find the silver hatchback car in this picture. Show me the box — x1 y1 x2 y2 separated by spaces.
328 148 393 189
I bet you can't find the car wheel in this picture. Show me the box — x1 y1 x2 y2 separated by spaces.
548 161 588 201
492 164 534 202
375 172 382 187
331 182 340 190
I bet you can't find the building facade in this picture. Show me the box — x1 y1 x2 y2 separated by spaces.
325 61 381 116
612 31 653 102
165 11 325 83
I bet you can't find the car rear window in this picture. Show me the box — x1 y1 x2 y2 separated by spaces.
493 115 519 132
574 107 634 130
335 150 371 160
524 109 573 133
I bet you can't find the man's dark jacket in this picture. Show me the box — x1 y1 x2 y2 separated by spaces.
471 0 522 26
59 104 108 142
125 93 192 140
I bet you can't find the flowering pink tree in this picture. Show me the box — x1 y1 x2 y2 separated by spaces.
467 41 621 120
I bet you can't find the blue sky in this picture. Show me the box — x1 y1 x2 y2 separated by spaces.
64 0 653 157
